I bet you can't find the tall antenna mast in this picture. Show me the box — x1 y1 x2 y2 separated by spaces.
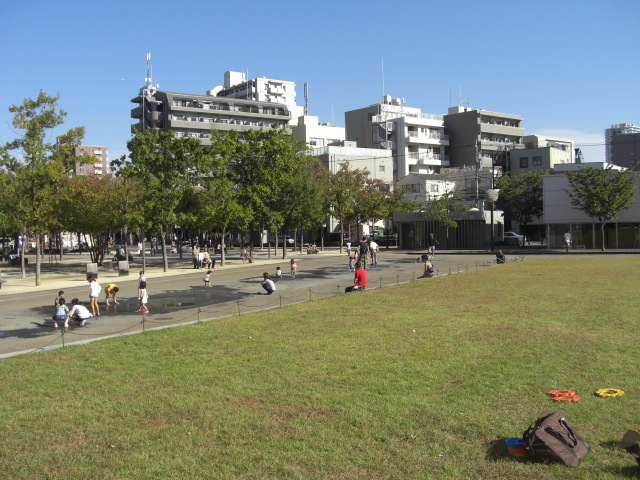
145 52 152 89
304 82 309 116
381 58 385 100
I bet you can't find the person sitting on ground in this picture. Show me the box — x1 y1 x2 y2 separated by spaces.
275 266 282 280
52 297 69 328
104 283 120 305
419 254 436 278
261 272 276 295
345 261 367 292
496 249 506 264
68 298 93 326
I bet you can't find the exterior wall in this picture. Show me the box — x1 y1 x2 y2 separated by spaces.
605 123 640 163
131 89 293 142
611 132 640 170
312 146 393 183
444 108 524 169
509 146 572 176
543 172 640 249
394 211 489 249
71 145 108 176
291 115 345 148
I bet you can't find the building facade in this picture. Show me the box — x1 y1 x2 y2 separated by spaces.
70 145 108 176
291 115 345 149
605 123 640 164
444 106 524 170
345 96 449 181
610 132 640 170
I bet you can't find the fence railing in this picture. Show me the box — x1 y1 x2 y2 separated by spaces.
0 256 525 358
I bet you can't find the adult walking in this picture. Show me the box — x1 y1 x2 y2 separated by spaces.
428 233 439 259
358 236 370 270
369 238 379 265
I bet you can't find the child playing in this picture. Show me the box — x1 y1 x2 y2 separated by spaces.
137 281 149 313
290 259 297 278
55 290 65 307
137 271 146 299
275 266 282 280
52 297 70 328
203 270 212 288
348 256 355 272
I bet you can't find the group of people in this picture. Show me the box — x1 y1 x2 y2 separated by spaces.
192 245 216 270
51 271 150 328
346 236 380 272
260 259 298 294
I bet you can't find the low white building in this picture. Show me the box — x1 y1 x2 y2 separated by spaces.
543 163 640 249
291 115 345 148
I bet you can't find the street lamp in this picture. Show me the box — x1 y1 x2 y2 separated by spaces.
486 189 500 251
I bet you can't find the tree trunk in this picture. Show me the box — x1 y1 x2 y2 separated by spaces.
159 227 169 272
600 222 606 252
220 227 226 266
35 231 41 286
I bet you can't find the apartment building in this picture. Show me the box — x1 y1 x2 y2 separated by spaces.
131 79 294 141
290 115 345 149
509 134 574 176
610 131 640 170
605 123 640 164
345 95 449 181
444 106 524 171
70 145 108 176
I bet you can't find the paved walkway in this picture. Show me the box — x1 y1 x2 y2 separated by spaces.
0 246 636 358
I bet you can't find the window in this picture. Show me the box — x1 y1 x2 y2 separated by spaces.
533 156 542 166
379 165 385 173
430 184 439 193
520 157 529 168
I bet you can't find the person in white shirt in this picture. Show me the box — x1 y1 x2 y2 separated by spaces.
68 298 93 327
369 239 379 265
261 272 276 295
88 277 101 317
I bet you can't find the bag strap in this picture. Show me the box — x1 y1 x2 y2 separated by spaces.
544 427 577 448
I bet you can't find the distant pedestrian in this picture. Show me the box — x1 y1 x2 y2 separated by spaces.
137 281 149 313
52 297 69 328
104 283 120 305
564 231 572 253
346 240 351 256
88 276 101 317
358 236 370 270
369 238 379 265
69 298 92 326
203 270 212 288
348 256 355 272
290 258 297 278
261 272 276 295
428 233 439 258
137 271 146 299
192 245 200 269
242 248 249 264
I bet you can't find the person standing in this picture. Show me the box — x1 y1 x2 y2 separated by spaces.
564 231 572 253
137 281 149 313
203 270 212 288
428 233 439 259
104 283 120 306
369 238 379 265
345 262 367 292
358 236 370 270
54 290 65 307
261 272 276 295
88 277 101 317
137 271 146 299
290 258 297 278
346 240 352 256
192 245 200 269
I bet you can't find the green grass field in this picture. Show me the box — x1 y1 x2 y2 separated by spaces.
1 258 638 479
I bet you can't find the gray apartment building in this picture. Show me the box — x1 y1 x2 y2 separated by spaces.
444 106 524 171
131 85 292 141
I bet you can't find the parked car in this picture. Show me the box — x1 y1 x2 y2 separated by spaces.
503 232 524 246
269 235 294 246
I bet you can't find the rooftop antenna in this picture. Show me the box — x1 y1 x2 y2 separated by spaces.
304 82 309 116
145 52 152 89
458 85 470 109
381 58 385 100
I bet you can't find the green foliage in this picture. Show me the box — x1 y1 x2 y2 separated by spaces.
496 170 545 233
423 188 467 240
565 166 638 251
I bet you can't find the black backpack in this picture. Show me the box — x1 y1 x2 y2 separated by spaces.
522 411 590 467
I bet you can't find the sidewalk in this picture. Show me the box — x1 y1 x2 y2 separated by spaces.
0 247 345 296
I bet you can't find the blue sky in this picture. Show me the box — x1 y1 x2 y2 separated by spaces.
1 0 638 164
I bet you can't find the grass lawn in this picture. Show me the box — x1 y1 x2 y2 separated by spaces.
1 258 639 479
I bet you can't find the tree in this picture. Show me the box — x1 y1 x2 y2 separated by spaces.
326 163 366 253
496 170 545 242
1 91 83 285
115 129 203 271
565 165 638 251
422 188 467 243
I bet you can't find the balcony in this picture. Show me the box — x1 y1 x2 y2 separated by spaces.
407 131 449 145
